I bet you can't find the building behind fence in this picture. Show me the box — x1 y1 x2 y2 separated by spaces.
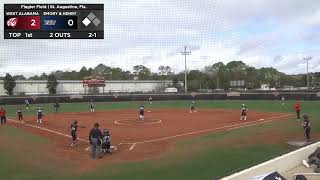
0 80 173 96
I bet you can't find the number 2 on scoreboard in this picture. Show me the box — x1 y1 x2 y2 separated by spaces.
31 19 36 27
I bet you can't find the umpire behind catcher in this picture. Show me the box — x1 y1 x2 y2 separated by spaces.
89 122 103 159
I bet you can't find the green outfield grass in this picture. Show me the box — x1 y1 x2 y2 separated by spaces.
0 100 319 180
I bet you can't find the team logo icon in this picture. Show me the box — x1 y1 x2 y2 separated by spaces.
7 17 18 28
44 20 56 26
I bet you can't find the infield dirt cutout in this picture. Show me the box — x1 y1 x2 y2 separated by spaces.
115 118 162 125
8 109 293 171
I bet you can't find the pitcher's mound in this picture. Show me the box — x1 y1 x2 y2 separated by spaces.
115 118 162 125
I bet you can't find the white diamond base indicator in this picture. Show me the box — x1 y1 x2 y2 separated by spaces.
82 18 91 26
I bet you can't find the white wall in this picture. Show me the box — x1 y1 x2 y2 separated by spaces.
0 80 172 95
0 84 6 95
13 81 48 95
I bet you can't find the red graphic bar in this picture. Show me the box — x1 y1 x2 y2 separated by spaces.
5 16 41 30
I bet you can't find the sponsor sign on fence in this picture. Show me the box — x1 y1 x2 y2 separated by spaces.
227 92 240 97
70 95 83 100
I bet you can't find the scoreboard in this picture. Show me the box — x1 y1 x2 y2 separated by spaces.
4 4 104 39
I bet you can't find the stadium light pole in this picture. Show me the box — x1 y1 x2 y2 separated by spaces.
303 56 312 89
181 46 191 93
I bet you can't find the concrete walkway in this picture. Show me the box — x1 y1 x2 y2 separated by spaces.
282 165 320 180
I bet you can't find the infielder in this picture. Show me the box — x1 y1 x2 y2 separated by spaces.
37 107 44 123
17 107 23 121
240 104 248 121
70 120 78 147
139 105 145 120
302 114 311 143
190 101 197 113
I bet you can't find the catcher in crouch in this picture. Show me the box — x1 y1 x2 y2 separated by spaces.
101 129 117 153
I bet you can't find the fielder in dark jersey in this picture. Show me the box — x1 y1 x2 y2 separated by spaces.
302 115 311 143
190 101 196 113
90 101 95 112
139 105 145 120
54 102 60 113
17 108 23 121
25 100 30 110
70 120 78 147
37 107 43 123
240 104 248 120
102 129 111 153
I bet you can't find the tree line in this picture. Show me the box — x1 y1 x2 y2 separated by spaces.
1 61 319 95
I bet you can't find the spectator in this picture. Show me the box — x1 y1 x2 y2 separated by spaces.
303 147 320 169
295 175 307 180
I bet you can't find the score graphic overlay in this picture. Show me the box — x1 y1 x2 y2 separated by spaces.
4 4 104 39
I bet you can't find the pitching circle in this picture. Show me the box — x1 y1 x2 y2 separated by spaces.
114 118 162 125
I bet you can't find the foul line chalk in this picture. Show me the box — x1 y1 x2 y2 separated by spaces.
129 143 136 151
8 118 89 143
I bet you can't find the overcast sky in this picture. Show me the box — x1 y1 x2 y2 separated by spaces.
0 0 320 77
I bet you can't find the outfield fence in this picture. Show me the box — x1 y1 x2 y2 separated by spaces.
0 91 319 105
